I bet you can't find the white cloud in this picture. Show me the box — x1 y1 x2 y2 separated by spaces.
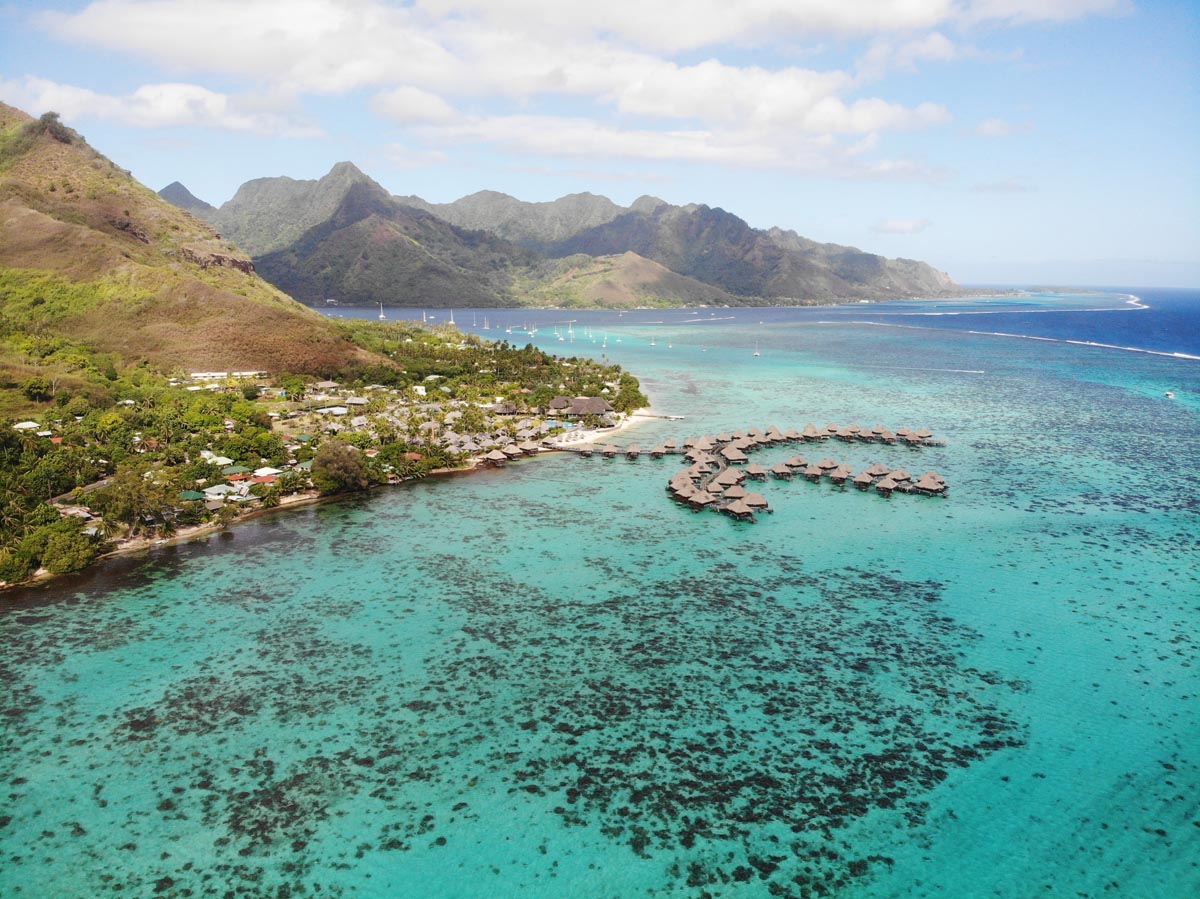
21 0 1125 176
0 75 320 136
875 218 933 233
975 117 1032 137
372 86 456 124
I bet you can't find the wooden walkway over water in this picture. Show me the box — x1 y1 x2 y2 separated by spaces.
564 422 948 522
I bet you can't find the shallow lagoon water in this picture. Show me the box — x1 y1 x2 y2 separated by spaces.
2 290 1198 898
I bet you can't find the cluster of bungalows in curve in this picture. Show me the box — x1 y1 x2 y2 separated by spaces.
568 422 948 522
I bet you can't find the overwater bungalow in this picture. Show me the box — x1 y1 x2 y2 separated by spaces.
804 464 824 482
578 445 594 458
743 492 770 511
783 428 802 441
889 468 912 483
866 463 892 477
913 471 947 496
649 445 667 459
601 444 619 458
484 449 508 466
816 457 839 470
853 472 874 490
716 432 733 443
829 465 853 486
802 423 820 441
688 490 718 510
723 484 748 499
663 438 679 451
825 422 840 435
519 440 540 455
770 463 793 480
785 454 809 469
712 468 745 488
720 446 749 463
847 422 862 435
875 477 897 497
744 463 768 480
502 444 524 458
916 428 934 440
880 429 897 444
723 499 756 521
625 443 642 460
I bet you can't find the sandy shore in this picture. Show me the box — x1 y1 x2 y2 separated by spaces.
542 408 652 449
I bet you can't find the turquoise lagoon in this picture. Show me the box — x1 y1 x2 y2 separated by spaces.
2 290 1197 898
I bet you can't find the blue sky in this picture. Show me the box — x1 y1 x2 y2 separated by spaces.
2 0 1197 286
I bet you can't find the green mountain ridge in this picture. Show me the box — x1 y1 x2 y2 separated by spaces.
166 162 961 308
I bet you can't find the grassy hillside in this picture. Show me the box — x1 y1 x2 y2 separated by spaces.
0 102 381 377
517 252 749 308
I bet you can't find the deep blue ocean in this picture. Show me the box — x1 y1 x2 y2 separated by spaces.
2 288 1197 899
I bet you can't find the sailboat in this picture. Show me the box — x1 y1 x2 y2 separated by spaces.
753 341 761 357
449 308 456 326
378 302 386 321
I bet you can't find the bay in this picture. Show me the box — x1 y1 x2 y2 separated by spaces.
2 289 1197 898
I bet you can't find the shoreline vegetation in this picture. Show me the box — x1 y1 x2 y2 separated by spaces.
0 316 650 593
74 410 652 579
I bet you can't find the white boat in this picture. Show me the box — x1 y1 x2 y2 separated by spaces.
1165 391 1175 398
753 342 761 357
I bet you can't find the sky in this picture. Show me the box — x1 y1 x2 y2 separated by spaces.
1 0 1197 287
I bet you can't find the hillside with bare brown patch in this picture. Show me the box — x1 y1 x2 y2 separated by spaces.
0 102 382 376
519 251 746 307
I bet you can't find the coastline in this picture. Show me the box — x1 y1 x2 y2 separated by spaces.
2 409 652 594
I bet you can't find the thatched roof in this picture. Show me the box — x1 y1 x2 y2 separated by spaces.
723 484 748 499
485 449 508 461
689 490 718 506
786 455 809 468
817 457 838 469
866 463 892 477
724 499 755 517
744 463 767 475
743 492 769 508
502 444 523 456
853 472 874 485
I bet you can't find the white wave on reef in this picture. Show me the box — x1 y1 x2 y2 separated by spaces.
845 293 1146 317
823 318 1199 362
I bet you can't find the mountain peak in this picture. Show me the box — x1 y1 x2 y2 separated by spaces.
158 181 216 214
630 195 668 214
326 160 370 181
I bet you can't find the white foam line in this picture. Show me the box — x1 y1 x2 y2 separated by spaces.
963 330 1200 360
813 319 1199 362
